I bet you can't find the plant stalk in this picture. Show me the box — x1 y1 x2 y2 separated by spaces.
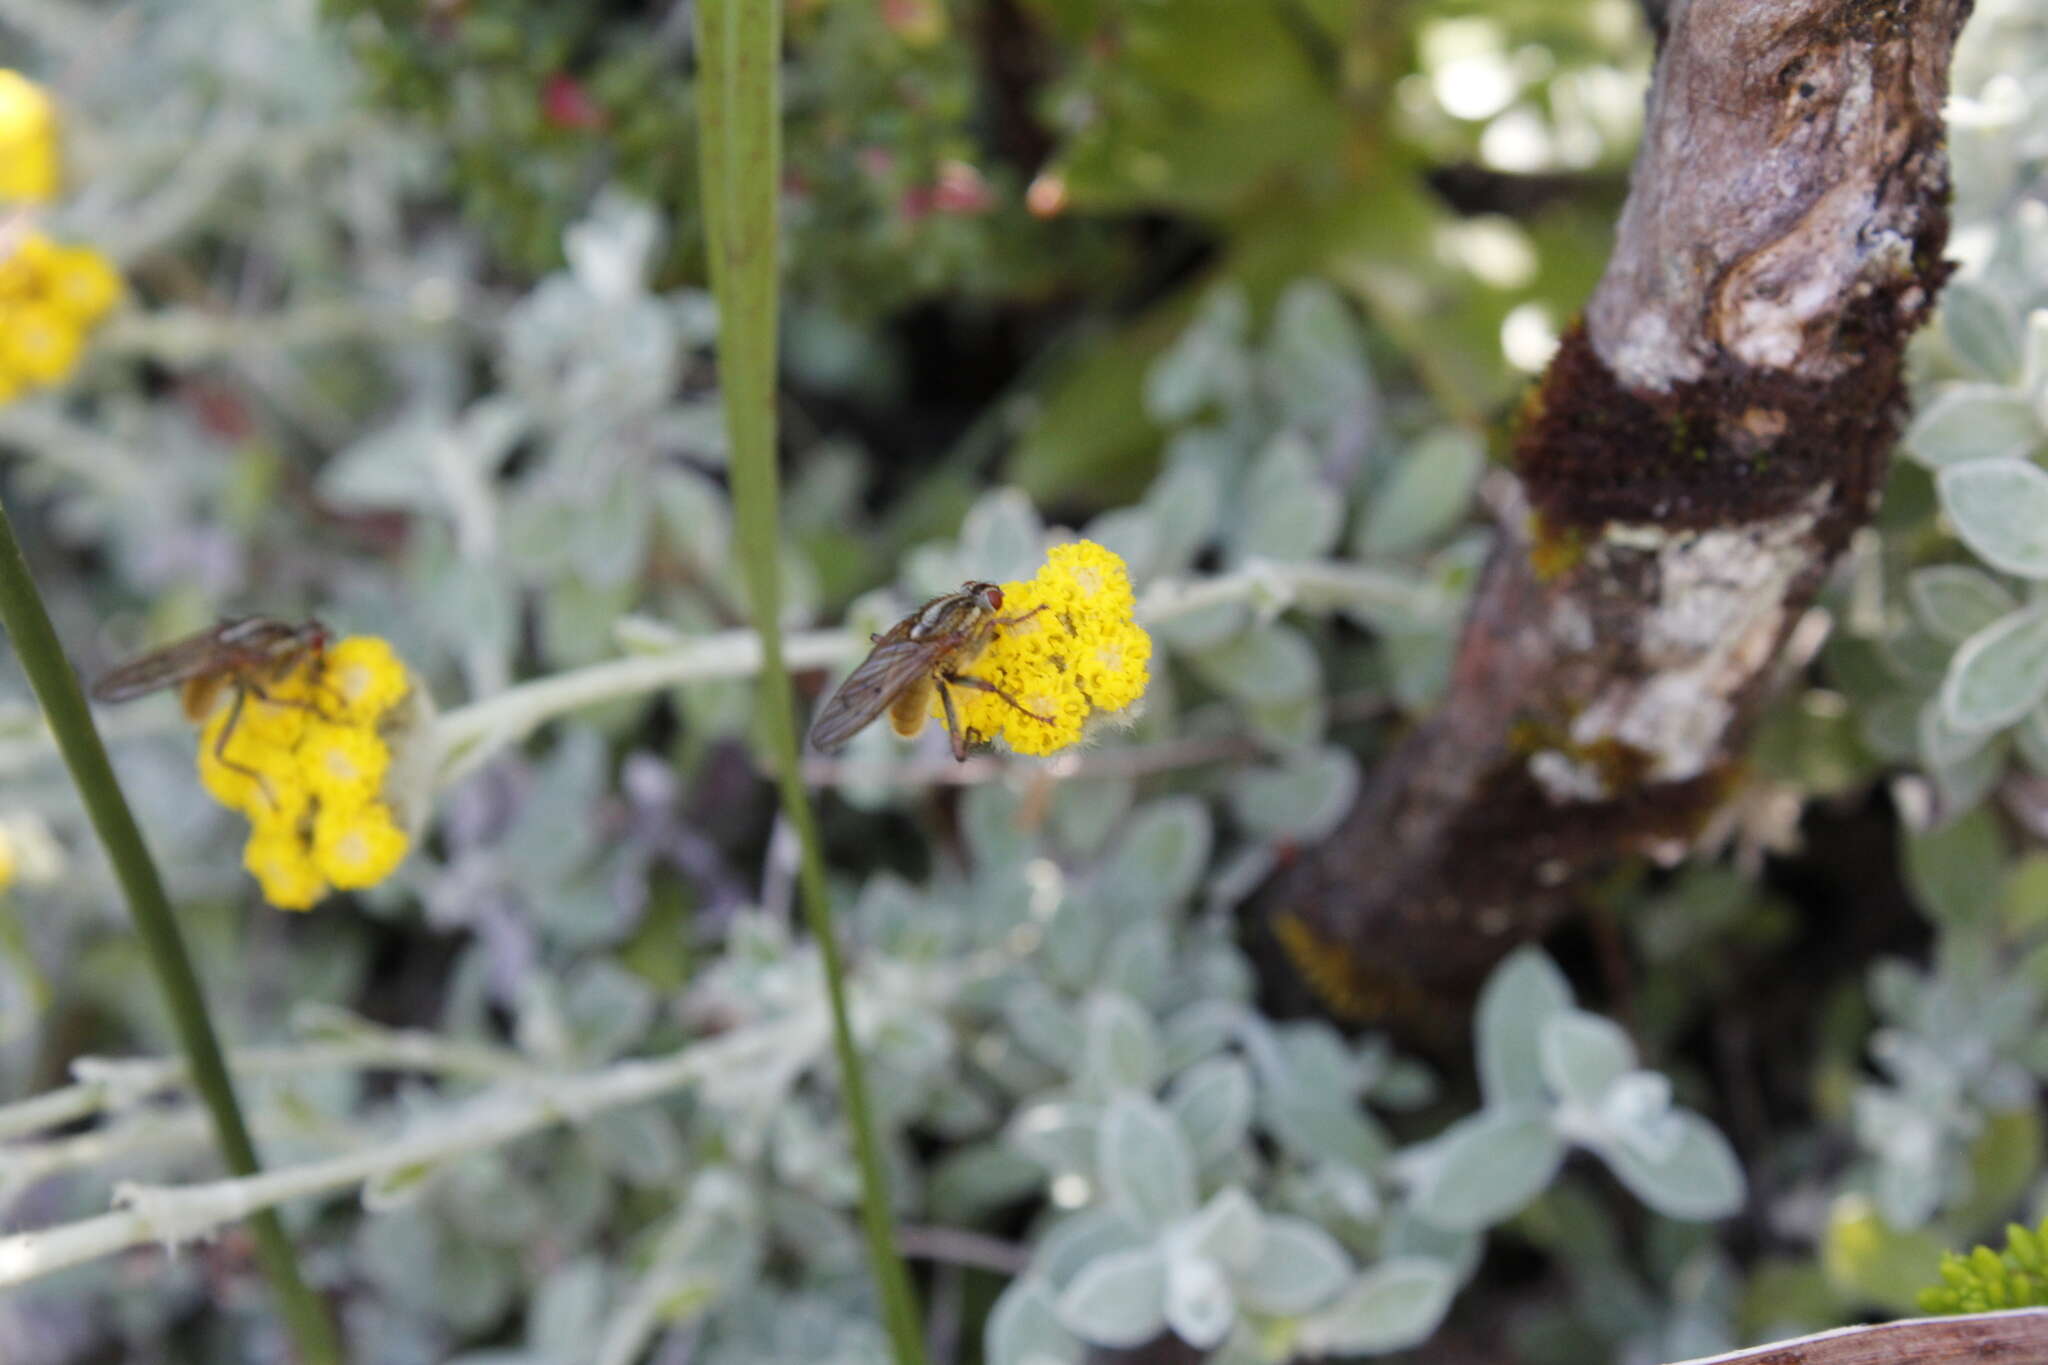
0 498 340 1364
692 3 929 1362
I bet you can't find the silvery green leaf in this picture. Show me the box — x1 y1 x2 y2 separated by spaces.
1357 428 1485 556
1099 798 1213 918
563 191 659 299
652 466 732 575
1006 980 1085 1069
959 488 1045 584
1476 947 1574 1107
1146 286 1251 424
1262 1075 1391 1172
1008 1101 1101 1179
1593 1110 1745 1221
1901 804 2001 924
1167 1057 1254 1167
1180 1187 1262 1272
931 1141 1046 1223
1043 897 1109 992
1153 599 1253 651
1380 1207 1483 1281
1085 506 1161 585
1161 999 1242 1074
1245 691 1331 750
1919 693 1995 771
1262 280 1372 430
1232 1216 1352 1315
1276 1021 1361 1097
1907 388 2045 467
1102 920 1173 1007
1098 1092 1198 1231
1164 1251 1237 1349
1228 747 1361 842
2019 703 2048 776
1145 458 1224 574
318 408 443 512
1050 777 1135 859
963 783 1034 872
1930 729 2009 814
1944 280 2022 382
1381 625 1459 711
1235 433 1343 563
1860 692 1928 763
564 959 656 1061
362 1160 444 1212
1407 1107 1566 1232
1941 605 2048 732
1908 565 2016 644
1186 622 1322 705
531 1257 610 1364
1038 1208 1146 1288
987 1278 1082 1365
1082 992 1164 1096
1538 1011 1637 1106
1940 458 2048 576
1296 1258 1459 1357
1057 1247 1169 1348
582 1106 683 1186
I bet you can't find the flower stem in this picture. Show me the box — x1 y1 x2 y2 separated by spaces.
692 4 929 1363
0 498 340 1364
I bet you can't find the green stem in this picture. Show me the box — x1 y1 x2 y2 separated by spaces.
0 499 340 1365
691 5 928 1364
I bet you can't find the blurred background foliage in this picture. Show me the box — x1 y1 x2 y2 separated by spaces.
0 0 2046 1363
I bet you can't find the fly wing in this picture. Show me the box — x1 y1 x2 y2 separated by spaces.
808 636 943 753
89 629 228 703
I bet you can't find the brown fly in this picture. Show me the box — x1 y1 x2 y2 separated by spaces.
808 582 1052 761
91 617 330 790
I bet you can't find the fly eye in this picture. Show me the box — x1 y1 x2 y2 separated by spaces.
984 586 1004 610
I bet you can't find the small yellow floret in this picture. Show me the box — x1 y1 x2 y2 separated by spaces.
940 540 1150 755
41 245 122 325
2 302 82 385
0 71 60 204
0 825 15 891
312 801 409 890
322 636 410 723
197 701 309 819
300 719 392 804
244 829 329 912
0 235 55 300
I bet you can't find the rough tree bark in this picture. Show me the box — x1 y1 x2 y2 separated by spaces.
1258 0 1973 1029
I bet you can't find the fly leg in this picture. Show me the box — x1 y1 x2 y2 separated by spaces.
948 673 1057 727
210 685 280 808
992 605 1047 631
935 676 972 762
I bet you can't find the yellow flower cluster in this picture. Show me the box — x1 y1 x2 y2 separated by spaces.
0 71 59 204
947 540 1152 755
1 233 122 403
196 636 415 910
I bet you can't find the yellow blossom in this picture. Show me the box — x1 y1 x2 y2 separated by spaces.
0 235 54 300
188 633 418 910
940 540 1151 755
41 245 122 325
0 71 59 204
243 828 328 912
2 302 82 385
311 800 409 890
0 825 14 891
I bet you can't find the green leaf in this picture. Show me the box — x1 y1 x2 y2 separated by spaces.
987 1278 1082 1365
1594 1110 1744 1221
1057 1247 1168 1348
1939 458 2048 576
1296 1258 1459 1357
1185 621 1323 704
1944 281 2023 382
1908 565 2016 645
1537 1011 1636 1106
1234 432 1344 562
1227 747 1361 842
1006 980 1085 1070
1167 1057 1254 1167
1098 1092 1198 1231
1907 388 2045 467
1357 428 1485 556
1232 1217 1352 1315
1476 947 1574 1107
1099 798 1214 916
1902 804 2003 924
1261 279 1373 432
1942 606 2048 732
1163 1249 1237 1349
1082 992 1164 1097
1408 1107 1566 1232
1181 1187 1262 1273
